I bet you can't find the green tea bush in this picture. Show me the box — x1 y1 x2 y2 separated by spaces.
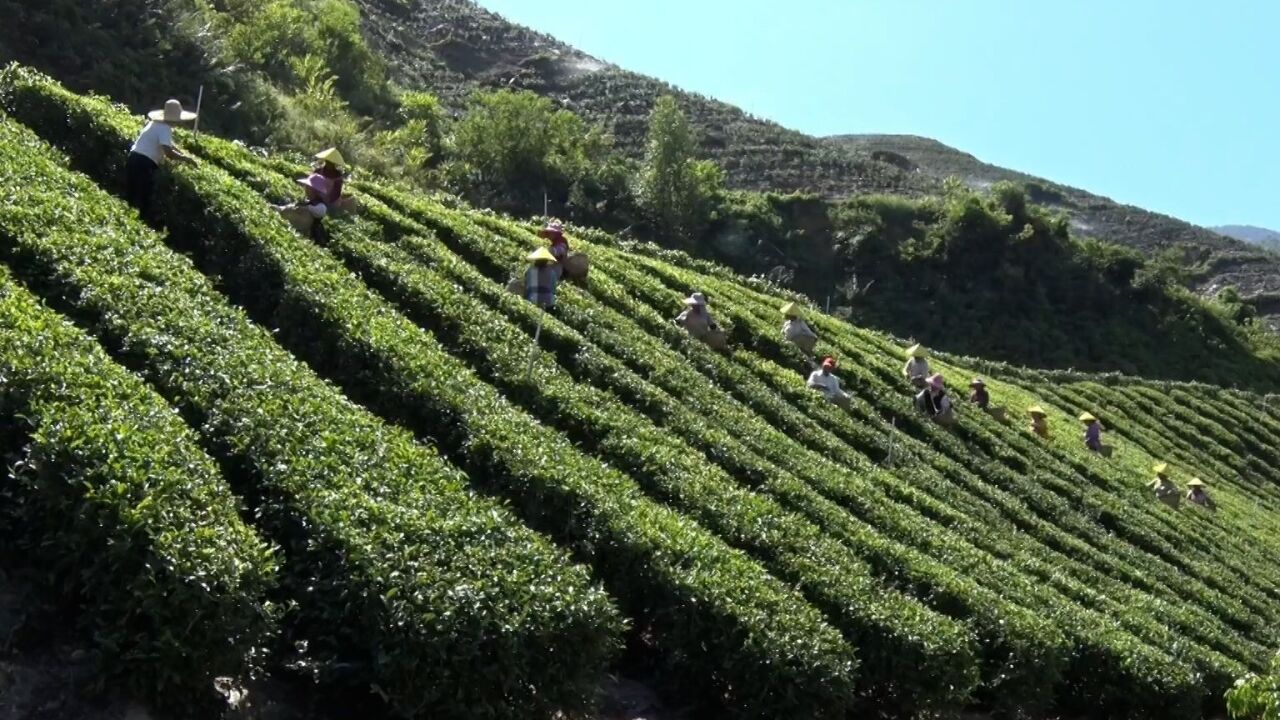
0 67 865 718
0 80 622 720
0 265 277 709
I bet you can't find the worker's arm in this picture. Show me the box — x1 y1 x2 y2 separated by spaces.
162 144 197 165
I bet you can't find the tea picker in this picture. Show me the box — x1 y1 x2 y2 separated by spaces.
903 344 931 388
807 356 851 407
780 302 818 355
125 97 199 221
541 220 590 282
520 247 560 380
674 292 728 350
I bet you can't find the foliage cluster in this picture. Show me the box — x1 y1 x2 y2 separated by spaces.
0 66 622 719
363 185 1276 719
831 182 1280 390
0 263 277 710
3 68 870 719
9 66 1280 719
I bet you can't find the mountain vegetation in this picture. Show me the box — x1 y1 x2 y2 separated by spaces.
352 0 1280 326
2 64 1280 720
3 3 1280 715
3 0 1280 388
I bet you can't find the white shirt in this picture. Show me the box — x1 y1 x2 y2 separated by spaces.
303 202 328 219
904 357 930 379
130 121 174 165
807 370 845 399
784 318 817 342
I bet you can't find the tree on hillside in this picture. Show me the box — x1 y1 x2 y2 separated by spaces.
448 89 619 215
371 91 450 180
635 95 724 244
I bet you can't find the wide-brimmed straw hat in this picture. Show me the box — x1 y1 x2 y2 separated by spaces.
970 378 985 387
684 292 708 306
1187 478 1207 488
1027 406 1047 417
528 247 557 263
1153 462 1169 475
1079 412 1098 424
781 302 803 318
905 344 927 358
541 220 565 237
296 173 333 196
314 148 346 169
927 374 945 390
148 99 197 123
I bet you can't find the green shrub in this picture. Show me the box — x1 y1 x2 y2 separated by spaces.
1 67 865 719
0 265 277 709
0 72 622 720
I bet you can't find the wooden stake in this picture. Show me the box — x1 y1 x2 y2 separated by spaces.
193 85 204 136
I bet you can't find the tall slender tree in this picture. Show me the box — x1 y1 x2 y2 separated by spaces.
635 95 723 243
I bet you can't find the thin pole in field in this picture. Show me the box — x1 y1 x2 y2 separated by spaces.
193 85 204 136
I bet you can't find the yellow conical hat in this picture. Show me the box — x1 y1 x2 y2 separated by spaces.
314 147 346 168
1027 406 1046 416
780 302 803 318
1187 478 1207 488
1153 462 1169 475
1079 412 1098 423
527 247 557 263
905 344 927 358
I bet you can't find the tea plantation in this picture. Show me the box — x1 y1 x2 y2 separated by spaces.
2 66 1279 719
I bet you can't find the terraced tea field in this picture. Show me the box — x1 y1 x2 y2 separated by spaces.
1 66 1278 719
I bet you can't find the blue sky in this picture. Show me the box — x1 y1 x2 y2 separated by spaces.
476 0 1278 231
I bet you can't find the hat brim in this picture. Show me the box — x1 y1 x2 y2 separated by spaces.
148 109 197 122
314 151 346 169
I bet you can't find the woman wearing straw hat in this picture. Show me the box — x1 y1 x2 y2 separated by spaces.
1151 463 1181 508
674 292 719 340
914 374 955 425
1080 412 1108 455
541 220 569 264
781 302 819 355
273 173 333 243
968 379 990 410
1185 478 1215 509
311 148 351 209
125 98 198 220
1028 406 1050 438
903 345 931 388
524 247 560 309
807 356 850 406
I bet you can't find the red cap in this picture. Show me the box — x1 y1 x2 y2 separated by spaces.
822 357 836 369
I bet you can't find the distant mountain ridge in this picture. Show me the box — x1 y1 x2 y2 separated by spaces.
1215 225 1280 252
356 0 1280 323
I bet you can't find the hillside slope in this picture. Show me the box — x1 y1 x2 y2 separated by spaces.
4 67 1280 719
834 135 1280 307
353 0 1280 314
1216 224 1280 253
